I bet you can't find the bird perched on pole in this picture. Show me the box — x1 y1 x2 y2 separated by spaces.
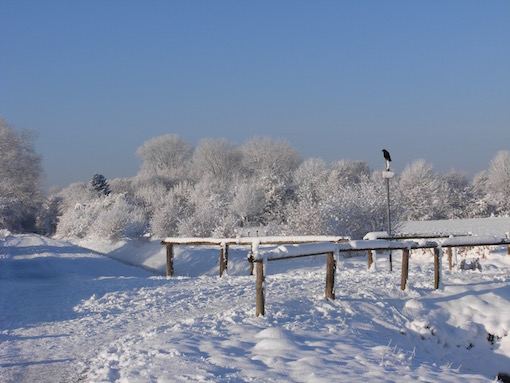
382 149 391 171
382 149 391 162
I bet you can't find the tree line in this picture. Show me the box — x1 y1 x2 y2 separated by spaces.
1 117 510 241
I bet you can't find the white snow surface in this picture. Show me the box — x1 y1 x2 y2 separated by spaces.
2 220 510 382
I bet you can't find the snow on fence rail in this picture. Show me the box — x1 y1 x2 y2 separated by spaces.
161 234 510 316
160 236 349 277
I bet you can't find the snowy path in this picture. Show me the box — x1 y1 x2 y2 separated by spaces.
2 234 510 382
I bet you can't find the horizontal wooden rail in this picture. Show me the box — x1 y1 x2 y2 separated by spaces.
161 236 349 277
161 235 348 246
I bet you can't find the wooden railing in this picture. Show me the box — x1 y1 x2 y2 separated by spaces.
161 234 510 316
160 236 349 277
252 235 510 316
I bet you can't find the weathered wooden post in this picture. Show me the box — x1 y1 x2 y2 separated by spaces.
325 252 336 300
166 244 174 277
434 247 441 289
249 243 255 276
447 247 453 271
401 248 409 290
256 261 265 316
367 250 373 269
506 233 510 255
219 243 229 277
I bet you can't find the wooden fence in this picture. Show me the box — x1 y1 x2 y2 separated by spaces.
252 235 510 316
160 236 349 277
161 234 510 316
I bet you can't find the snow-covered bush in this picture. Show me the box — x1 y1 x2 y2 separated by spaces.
90 194 148 241
56 193 148 241
149 182 194 238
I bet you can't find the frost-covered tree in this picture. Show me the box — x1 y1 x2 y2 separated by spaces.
399 159 442 221
56 192 148 241
241 136 301 182
0 118 43 231
56 182 94 214
149 182 194 237
468 170 495 217
328 159 371 185
36 187 62 236
176 179 236 237
108 177 135 196
192 138 243 184
241 137 301 225
486 150 510 216
319 172 399 239
136 134 193 186
231 179 266 227
438 170 471 219
90 194 148 241
285 158 329 235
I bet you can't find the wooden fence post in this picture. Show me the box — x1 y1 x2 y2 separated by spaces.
224 244 229 273
219 244 229 277
506 233 510 255
367 250 373 269
434 247 441 289
325 252 336 300
256 261 265 317
401 248 409 290
166 244 174 277
249 243 255 276
447 247 453 271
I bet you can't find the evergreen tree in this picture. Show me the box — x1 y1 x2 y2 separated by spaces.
90 173 111 196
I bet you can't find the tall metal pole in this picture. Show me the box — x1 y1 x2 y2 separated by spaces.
386 159 392 271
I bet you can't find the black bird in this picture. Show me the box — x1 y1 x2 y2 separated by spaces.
382 149 391 162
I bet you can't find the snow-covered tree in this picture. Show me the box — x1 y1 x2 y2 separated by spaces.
56 192 148 241
241 136 301 182
0 118 43 231
231 179 266 227
285 158 329 235
136 134 193 186
149 182 194 237
399 159 442 221
241 137 301 225
192 138 243 184
90 194 148 241
486 150 510 216
438 170 471 219
176 179 236 237
90 173 111 196
468 171 495 217
328 159 371 185
319 172 400 239
36 187 62 236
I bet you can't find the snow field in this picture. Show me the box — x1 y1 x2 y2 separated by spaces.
2 230 510 382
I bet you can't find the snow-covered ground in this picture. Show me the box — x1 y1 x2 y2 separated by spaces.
2 219 510 382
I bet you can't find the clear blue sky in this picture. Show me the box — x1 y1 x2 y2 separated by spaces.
1 0 509 189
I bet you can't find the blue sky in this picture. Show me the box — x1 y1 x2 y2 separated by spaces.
1 0 509 189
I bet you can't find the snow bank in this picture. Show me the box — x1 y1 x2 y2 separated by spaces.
401 217 510 237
